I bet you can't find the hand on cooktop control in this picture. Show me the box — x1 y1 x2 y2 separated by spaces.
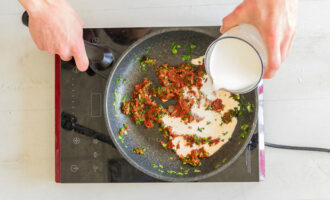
221 0 298 79
18 0 89 71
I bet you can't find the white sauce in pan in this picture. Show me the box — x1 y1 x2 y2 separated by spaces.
161 62 239 157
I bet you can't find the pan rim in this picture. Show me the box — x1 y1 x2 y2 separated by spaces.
104 27 259 182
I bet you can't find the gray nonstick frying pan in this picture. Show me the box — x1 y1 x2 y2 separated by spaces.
103 28 258 182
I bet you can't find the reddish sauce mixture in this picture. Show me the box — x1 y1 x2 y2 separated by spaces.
121 62 236 166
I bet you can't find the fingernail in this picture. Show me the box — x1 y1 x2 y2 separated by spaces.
220 26 224 33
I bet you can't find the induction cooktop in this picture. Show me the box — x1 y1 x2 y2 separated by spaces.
55 27 265 183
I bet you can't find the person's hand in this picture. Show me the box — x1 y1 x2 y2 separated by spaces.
220 0 298 79
19 0 88 71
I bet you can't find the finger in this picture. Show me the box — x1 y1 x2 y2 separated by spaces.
60 55 72 61
280 32 291 63
220 4 246 34
262 32 281 79
56 45 72 61
72 40 89 72
285 30 297 58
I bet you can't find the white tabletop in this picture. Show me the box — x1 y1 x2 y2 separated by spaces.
1 0 330 199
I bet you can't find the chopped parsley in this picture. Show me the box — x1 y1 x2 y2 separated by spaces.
118 135 124 143
121 94 127 102
152 164 158 168
197 127 205 132
241 124 249 132
171 42 181 55
247 102 253 113
182 54 190 61
136 117 144 125
193 169 201 173
222 158 227 163
239 124 249 139
145 46 151 54
116 76 122 84
222 131 228 136
114 89 118 101
115 115 119 118
214 164 221 169
206 121 211 125
166 170 176 174
186 43 196 53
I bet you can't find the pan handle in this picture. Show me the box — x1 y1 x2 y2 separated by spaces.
61 112 115 148
21 11 114 70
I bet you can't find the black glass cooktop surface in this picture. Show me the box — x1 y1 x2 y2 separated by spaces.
57 27 265 183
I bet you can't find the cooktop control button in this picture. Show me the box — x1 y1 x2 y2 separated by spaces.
73 137 80 145
70 165 79 173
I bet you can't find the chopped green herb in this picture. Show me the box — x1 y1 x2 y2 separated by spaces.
166 170 176 174
222 132 228 136
241 124 249 132
169 157 174 160
113 102 119 110
115 115 119 118
114 89 118 101
118 135 124 143
159 164 164 168
121 94 127 102
214 164 221 169
177 172 183 176
122 79 127 84
247 102 253 113
222 158 227 163
152 164 158 168
182 54 190 61
124 145 128 148
116 76 122 84
158 169 164 173
197 127 205 132
194 169 201 173
228 137 232 141
145 46 151 54
206 121 211 125
239 133 245 139
136 117 144 125
205 106 211 111
186 43 197 53
171 42 181 55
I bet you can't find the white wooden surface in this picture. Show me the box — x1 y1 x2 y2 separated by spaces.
1 0 330 199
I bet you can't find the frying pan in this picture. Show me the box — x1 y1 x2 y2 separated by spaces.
104 28 258 182
21 12 258 181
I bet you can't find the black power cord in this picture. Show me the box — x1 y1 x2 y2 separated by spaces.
265 142 330 153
